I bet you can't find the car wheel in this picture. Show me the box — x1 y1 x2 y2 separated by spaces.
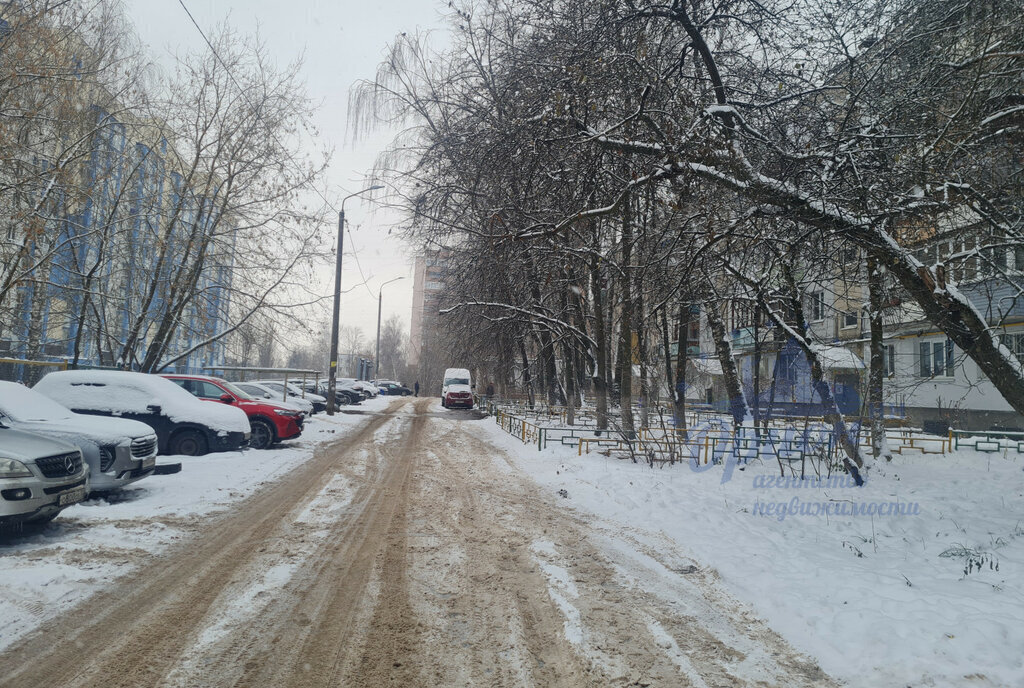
249 418 275 450
170 429 208 456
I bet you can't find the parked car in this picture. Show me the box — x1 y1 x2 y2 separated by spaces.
332 379 364 405
33 371 250 456
357 381 379 398
254 380 328 413
162 375 303 450
0 425 89 526
377 381 413 396
339 378 378 399
441 367 474 409
233 382 313 417
288 378 327 397
0 381 157 494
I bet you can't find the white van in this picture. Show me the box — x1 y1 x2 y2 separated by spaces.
441 368 474 409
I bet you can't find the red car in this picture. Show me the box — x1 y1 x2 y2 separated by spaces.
162 375 303 450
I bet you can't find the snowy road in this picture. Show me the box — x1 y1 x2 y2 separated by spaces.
0 397 831 687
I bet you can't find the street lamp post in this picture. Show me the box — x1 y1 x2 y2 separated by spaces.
327 185 383 415
374 276 406 381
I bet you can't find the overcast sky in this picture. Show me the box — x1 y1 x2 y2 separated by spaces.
121 0 451 352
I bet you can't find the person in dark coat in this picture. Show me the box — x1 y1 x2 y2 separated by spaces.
414 381 420 397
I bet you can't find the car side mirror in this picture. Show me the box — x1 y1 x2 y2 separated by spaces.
146 404 162 414
220 393 234 404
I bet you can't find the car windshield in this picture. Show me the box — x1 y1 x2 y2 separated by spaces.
0 381 75 422
236 384 268 398
219 380 255 400
445 377 470 386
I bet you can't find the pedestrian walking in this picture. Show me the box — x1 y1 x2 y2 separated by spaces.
414 381 420 397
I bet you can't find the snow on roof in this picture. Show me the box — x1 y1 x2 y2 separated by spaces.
809 344 865 370
33 370 250 433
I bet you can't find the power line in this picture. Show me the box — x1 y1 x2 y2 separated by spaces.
176 0 338 214
347 228 380 299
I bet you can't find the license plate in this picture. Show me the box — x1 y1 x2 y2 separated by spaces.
59 487 87 507
142 456 156 469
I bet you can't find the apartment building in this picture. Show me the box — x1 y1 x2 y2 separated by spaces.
0 21 232 373
681 230 1024 431
408 250 451 368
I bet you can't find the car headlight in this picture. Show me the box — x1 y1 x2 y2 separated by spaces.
0 458 32 478
274 409 300 417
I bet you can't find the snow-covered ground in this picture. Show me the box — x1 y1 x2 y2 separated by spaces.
0 397 390 652
475 415 1024 688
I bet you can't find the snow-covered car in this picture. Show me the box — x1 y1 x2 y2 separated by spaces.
355 381 379 398
0 426 89 525
33 371 250 456
0 381 157 494
255 380 328 413
234 382 313 416
339 378 378 398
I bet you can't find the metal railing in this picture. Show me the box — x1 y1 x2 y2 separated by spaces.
951 428 1024 453
490 401 966 466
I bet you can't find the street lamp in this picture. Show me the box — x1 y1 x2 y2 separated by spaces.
327 184 384 415
374 276 406 381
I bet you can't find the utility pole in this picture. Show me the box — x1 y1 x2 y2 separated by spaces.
327 185 382 415
374 276 405 381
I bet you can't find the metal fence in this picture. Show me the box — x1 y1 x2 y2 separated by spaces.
488 401 963 467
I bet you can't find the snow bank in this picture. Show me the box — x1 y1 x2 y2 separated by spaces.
475 416 1024 688
33 371 249 434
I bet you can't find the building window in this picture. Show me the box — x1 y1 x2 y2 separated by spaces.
777 351 798 383
842 311 859 329
1004 332 1024 364
919 340 954 378
730 301 755 330
883 344 896 377
807 292 824 321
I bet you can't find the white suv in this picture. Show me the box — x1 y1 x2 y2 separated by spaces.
0 426 89 526
0 382 157 494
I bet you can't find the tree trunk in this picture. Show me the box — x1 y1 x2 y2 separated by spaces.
867 255 893 461
590 253 609 431
637 289 649 430
752 304 762 437
518 337 535 409
751 264 867 485
564 341 576 426
707 301 749 427
618 196 634 437
675 304 689 434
